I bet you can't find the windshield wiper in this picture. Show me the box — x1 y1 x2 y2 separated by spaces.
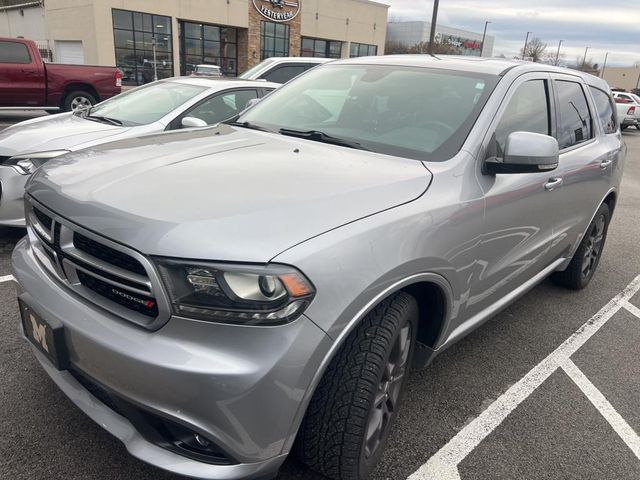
279 128 370 151
228 121 272 133
86 115 123 126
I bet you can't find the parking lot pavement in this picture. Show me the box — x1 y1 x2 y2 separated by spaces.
0 129 639 480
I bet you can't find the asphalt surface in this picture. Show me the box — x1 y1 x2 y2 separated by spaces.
1 113 639 479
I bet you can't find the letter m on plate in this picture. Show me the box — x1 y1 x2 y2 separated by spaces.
30 314 49 353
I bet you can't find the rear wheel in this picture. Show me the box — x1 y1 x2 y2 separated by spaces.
552 203 610 289
62 90 96 112
295 292 418 480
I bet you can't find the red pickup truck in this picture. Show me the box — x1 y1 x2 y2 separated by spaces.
0 37 122 112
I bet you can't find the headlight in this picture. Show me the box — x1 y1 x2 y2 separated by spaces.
155 259 315 325
3 150 70 175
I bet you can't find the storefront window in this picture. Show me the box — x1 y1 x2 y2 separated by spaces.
349 42 378 58
301 37 342 58
261 21 289 60
112 9 173 86
179 21 238 76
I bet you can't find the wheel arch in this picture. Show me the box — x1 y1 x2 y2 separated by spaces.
283 272 453 455
604 190 617 216
61 83 99 106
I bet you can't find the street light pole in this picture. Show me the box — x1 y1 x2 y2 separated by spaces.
554 39 563 66
480 21 491 57
601 52 609 78
522 31 532 60
427 0 440 55
582 46 590 70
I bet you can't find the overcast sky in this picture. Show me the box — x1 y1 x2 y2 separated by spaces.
384 0 639 67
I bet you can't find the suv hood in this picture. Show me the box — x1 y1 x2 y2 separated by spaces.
0 113 127 157
28 126 431 262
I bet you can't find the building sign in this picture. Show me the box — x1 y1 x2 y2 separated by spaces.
437 33 482 54
253 0 301 22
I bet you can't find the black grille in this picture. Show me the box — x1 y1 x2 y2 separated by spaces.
67 253 149 291
33 207 53 230
69 369 125 417
73 232 147 277
77 271 158 317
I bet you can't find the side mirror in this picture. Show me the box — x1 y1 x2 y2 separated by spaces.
181 117 208 128
484 131 559 175
244 98 262 111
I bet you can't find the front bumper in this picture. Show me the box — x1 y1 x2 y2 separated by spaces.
0 166 28 227
12 237 333 479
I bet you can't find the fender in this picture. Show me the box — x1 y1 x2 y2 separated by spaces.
281 271 454 455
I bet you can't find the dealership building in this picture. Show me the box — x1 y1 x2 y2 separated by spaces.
0 0 389 84
386 21 495 57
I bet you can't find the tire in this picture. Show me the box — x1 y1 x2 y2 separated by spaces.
62 90 96 112
552 203 610 290
295 292 418 480
636 124 640 131
620 124 628 131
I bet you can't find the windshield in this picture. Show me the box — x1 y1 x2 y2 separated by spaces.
632 94 640 104
88 81 207 126
238 64 498 161
239 58 275 79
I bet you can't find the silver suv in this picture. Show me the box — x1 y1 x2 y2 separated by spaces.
12 56 625 480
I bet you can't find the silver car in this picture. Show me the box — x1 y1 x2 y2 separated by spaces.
12 57 625 480
0 77 277 226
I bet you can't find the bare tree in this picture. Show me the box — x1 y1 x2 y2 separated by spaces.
385 40 412 54
572 57 600 75
385 40 461 55
519 37 548 63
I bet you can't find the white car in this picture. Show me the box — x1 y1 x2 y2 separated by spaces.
239 57 332 83
0 77 278 226
191 65 222 77
613 91 640 130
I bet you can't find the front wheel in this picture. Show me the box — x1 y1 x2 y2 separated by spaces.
295 292 418 480
620 124 628 131
552 203 610 289
62 90 96 112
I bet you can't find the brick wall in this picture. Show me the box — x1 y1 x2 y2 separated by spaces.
246 1 302 69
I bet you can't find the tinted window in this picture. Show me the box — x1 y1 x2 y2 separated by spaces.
495 80 550 155
590 87 617 134
262 65 305 83
556 80 593 149
0 41 31 64
240 65 498 161
183 90 259 126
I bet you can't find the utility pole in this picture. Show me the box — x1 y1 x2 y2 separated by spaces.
522 31 532 60
601 52 609 78
427 0 440 55
480 21 491 57
554 39 563 66
582 46 590 70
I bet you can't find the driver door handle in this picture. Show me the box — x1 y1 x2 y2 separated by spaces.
600 159 613 169
544 177 563 191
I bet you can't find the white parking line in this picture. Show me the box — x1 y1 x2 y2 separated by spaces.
408 275 640 480
623 300 640 319
561 359 640 460
0 275 14 283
